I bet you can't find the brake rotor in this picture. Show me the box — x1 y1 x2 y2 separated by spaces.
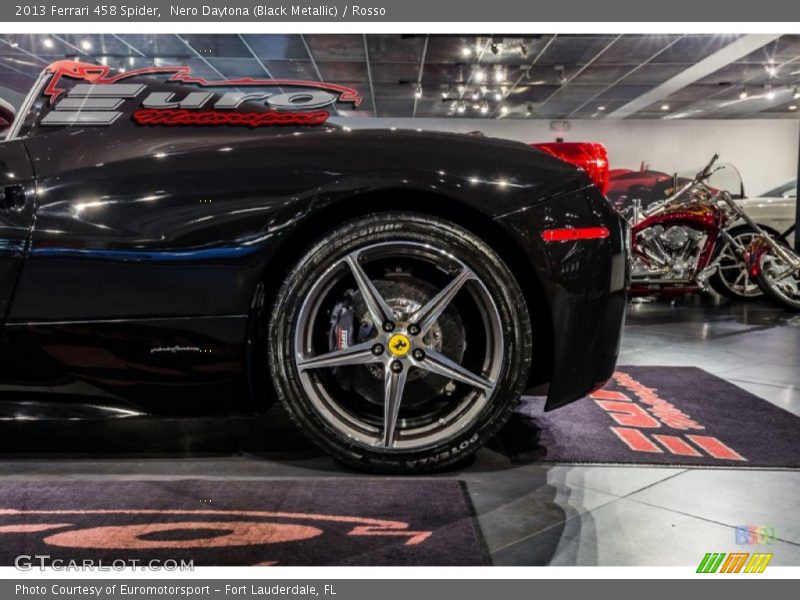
350 275 466 407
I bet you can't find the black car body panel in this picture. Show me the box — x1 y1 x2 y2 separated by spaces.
496 186 628 409
0 66 626 418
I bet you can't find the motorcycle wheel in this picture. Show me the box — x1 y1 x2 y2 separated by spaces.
708 226 764 300
755 247 800 310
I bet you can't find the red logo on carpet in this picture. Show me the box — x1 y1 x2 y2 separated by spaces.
0 508 432 565
591 371 746 461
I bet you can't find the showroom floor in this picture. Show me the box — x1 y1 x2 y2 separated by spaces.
0 297 798 566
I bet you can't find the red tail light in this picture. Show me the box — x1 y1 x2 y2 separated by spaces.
532 142 610 195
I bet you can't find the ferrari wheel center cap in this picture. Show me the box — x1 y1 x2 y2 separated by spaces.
388 333 411 357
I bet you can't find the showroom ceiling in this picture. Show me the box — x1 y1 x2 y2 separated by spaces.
1 33 800 119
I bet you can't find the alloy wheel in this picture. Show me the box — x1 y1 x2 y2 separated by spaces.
293 241 504 451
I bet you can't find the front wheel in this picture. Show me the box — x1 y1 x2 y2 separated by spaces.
268 212 532 473
708 226 764 300
755 247 800 310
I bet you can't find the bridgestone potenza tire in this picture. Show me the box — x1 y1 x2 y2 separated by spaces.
267 212 532 473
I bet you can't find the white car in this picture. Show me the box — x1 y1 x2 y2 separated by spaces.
712 180 796 299
738 180 796 242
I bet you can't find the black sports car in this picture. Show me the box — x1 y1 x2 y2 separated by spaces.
0 62 627 472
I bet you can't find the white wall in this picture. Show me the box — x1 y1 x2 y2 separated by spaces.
330 117 800 197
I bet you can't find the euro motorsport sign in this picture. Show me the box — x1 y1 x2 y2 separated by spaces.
40 61 362 128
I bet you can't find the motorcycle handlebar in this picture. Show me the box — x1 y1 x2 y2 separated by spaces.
696 153 720 181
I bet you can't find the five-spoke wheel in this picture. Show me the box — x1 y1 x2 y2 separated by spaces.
268 213 532 473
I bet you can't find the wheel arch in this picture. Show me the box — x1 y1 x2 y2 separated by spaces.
251 188 553 409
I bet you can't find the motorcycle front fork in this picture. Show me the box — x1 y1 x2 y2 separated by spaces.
695 230 744 291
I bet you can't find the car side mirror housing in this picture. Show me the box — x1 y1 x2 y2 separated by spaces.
0 98 17 138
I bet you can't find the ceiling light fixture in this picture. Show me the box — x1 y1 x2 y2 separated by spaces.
793 87 800 99
473 70 485 83
414 85 423 99
661 104 670 111
526 103 534 116
494 70 505 83
43 38 54 48
598 106 606 111
481 103 489 114
490 42 499 55
739 87 748 100
789 105 798 111
81 40 92 51
765 64 778 78
500 105 509 115
461 47 472 58
471 90 480 100
520 43 528 57
494 92 502 101
765 85 775 100
457 103 466 114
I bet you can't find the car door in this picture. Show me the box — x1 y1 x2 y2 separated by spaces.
0 138 35 323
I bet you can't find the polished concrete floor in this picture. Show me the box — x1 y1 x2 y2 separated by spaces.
0 296 798 566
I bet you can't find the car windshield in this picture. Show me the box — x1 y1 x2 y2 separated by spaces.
762 179 797 198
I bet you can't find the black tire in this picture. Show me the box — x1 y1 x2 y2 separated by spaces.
755 248 800 310
267 212 532 473
708 226 763 300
